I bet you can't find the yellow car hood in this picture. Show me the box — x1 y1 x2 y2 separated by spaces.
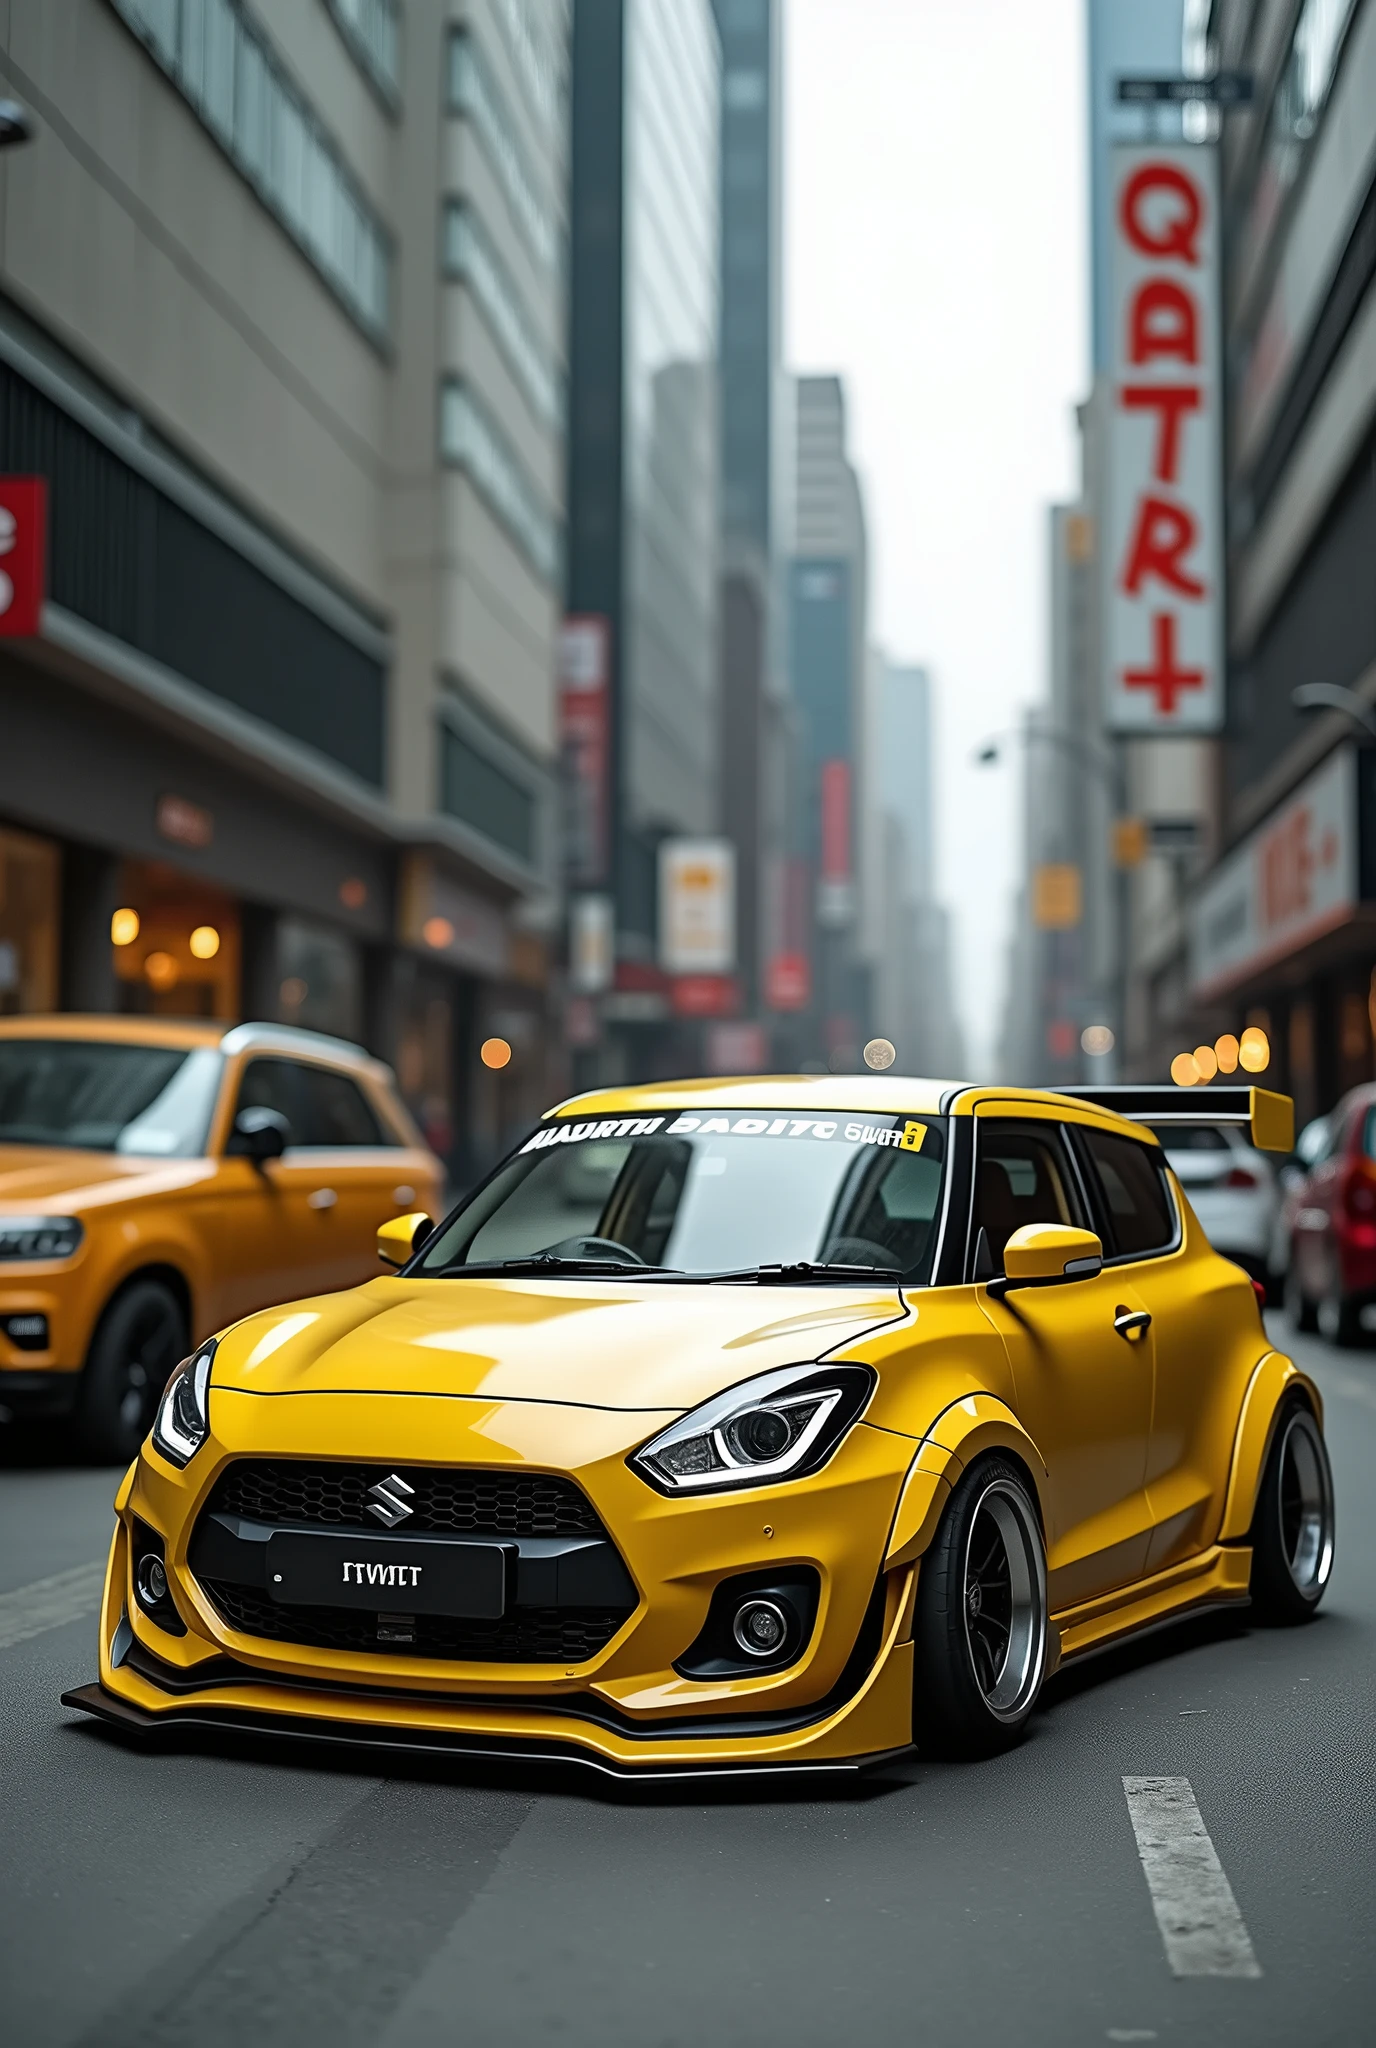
0 1146 212 1208
214 1276 910 1413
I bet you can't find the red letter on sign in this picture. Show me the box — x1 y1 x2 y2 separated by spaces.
1120 163 1202 263
1120 495 1205 598
1128 279 1199 365
1123 614 1205 716
1120 385 1201 482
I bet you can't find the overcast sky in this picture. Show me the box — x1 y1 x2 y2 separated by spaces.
784 0 1089 1073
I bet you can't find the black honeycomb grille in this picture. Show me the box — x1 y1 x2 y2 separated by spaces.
206 1462 607 1539
199 1580 628 1664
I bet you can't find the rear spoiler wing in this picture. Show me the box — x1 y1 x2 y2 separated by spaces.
1056 1084 1294 1154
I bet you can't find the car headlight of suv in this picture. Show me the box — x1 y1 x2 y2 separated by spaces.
631 1362 875 1495
0 1215 83 1261
152 1340 217 1467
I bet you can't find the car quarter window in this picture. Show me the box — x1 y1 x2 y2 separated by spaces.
971 1122 1087 1271
234 1057 299 1139
1075 1126 1176 1259
294 1064 391 1147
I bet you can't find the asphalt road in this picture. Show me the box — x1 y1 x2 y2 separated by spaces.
3 1314 1374 2048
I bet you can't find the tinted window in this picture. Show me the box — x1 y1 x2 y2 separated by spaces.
235 1059 299 1142
295 1066 387 1147
973 1124 1086 1268
1078 1128 1175 1258
0 1040 222 1156
419 1111 947 1282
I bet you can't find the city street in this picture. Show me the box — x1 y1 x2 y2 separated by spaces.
2 1315 1372 2048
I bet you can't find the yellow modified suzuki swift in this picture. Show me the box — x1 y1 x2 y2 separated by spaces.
65 1076 1334 1777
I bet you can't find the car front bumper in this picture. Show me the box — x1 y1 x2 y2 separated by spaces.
69 1389 923 1774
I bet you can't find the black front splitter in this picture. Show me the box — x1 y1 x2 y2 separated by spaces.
60 1682 913 1783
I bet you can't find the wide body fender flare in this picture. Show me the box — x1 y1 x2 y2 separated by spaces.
883 1393 1051 1572
1217 1348 1325 1544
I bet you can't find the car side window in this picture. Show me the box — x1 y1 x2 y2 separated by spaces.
971 1122 1086 1272
234 1058 301 1144
294 1065 390 1147
1076 1127 1176 1259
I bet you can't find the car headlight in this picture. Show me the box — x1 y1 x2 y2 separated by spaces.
631 1362 875 1495
152 1340 217 1467
0 1215 83 1261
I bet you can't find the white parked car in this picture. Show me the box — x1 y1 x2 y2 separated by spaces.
1147 1121 1280 1292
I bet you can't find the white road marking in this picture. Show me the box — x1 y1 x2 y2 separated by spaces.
0 1561 105 1650
1122 1776 1261 1978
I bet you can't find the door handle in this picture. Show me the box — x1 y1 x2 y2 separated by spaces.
307 1187 338 1211
1113 1307 1151 1341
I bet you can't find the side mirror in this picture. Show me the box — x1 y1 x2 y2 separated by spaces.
377 1212 433 1269
988 1223 1103 1299
228 1106 289 1165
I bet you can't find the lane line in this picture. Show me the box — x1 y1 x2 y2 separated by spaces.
0 1561 105 1650
1122 1776 1261 1978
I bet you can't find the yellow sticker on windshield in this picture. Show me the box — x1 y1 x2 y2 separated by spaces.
900 1120 925 1153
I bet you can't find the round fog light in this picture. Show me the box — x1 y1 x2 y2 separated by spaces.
137 1555 168 1607
732 1596 790 1659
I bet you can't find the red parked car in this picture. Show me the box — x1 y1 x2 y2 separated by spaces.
1287 1086 1376 1344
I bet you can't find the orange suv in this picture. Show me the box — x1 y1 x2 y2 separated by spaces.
0 1016 443 1458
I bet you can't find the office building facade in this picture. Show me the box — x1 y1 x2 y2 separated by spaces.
0 0 570 1181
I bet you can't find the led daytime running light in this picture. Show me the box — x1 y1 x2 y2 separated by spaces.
152 1340 216 1467
631 1362 874 1495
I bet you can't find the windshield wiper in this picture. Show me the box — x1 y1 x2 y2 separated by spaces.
432 1254 681 1278
704 1261 905 1285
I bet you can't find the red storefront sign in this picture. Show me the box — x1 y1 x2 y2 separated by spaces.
820 759 851 879
765 952 811 1012
671 974 740 1018
0 478 48 636
559 616 611 884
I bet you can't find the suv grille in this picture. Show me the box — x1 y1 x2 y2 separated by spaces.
206 1461 607 1539
199 1580 628 1664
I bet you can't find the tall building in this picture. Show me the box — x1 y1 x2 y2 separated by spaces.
0 0 571 1182
564 0 721 1076
1184 0 1376 1125
713 0 786 1037
789 374 867 1066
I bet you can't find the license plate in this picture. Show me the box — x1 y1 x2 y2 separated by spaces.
265 1532 508 1619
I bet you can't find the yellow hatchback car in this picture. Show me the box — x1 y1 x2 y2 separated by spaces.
66 1075 1332 1776
0 1017 442 1461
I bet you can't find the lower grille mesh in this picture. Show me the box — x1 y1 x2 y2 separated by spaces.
200 1580 629 1663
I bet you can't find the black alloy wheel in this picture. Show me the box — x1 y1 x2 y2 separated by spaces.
1250 1402 1335 1624
75 1279 187 1464
913 1455 1048 1758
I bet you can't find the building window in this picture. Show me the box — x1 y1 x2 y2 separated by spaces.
325 0 401 107
440 726 536 864
446 27 557 275
0 826 58 1015
441 201 563 429
109 0 392 342
438 377 560 586
490 0 561 131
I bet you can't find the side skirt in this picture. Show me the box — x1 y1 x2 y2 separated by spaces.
1053 1544 1252 1666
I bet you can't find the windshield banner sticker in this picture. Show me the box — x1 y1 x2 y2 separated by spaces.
521 1114 927 1153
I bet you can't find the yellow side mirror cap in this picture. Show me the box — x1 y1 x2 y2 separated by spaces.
377 1212 432 1269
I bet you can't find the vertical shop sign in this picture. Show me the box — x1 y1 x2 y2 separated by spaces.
659 839 736 975
0 478 47 636
817 759 854 926
559 616 611 884
1103 146 1222 734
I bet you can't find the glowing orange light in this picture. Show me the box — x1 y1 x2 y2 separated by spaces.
189 924 220 959
422 916 454 950
110 908 140 947
1193 1043 1219 1082
480 1037 512 1070
1214 1032 1240 1074
1170 1052 1200 1087
1239 1026 1270 1073
144 951 177 989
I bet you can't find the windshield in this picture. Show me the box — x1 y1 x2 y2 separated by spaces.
417 1109 947 1282
0 1041 225 1156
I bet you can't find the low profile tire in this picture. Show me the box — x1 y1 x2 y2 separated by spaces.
1284 1267 1319 1335
75 1280 187 1464
1250 1402 1335 1625
913 1456 1048 1758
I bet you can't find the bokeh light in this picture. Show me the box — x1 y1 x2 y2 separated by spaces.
1239 1026 1270 1072
189 924 220 959
110 907 140 947
144 951 177 989
422 916 454 950
1081 1023 1115 1056
480 1036 512 1070
1193 1043 1219 1082
1214 1032 1239 1074
1171 1051 1200 1087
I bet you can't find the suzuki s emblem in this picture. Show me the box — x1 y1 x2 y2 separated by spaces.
366 1473 415 1527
